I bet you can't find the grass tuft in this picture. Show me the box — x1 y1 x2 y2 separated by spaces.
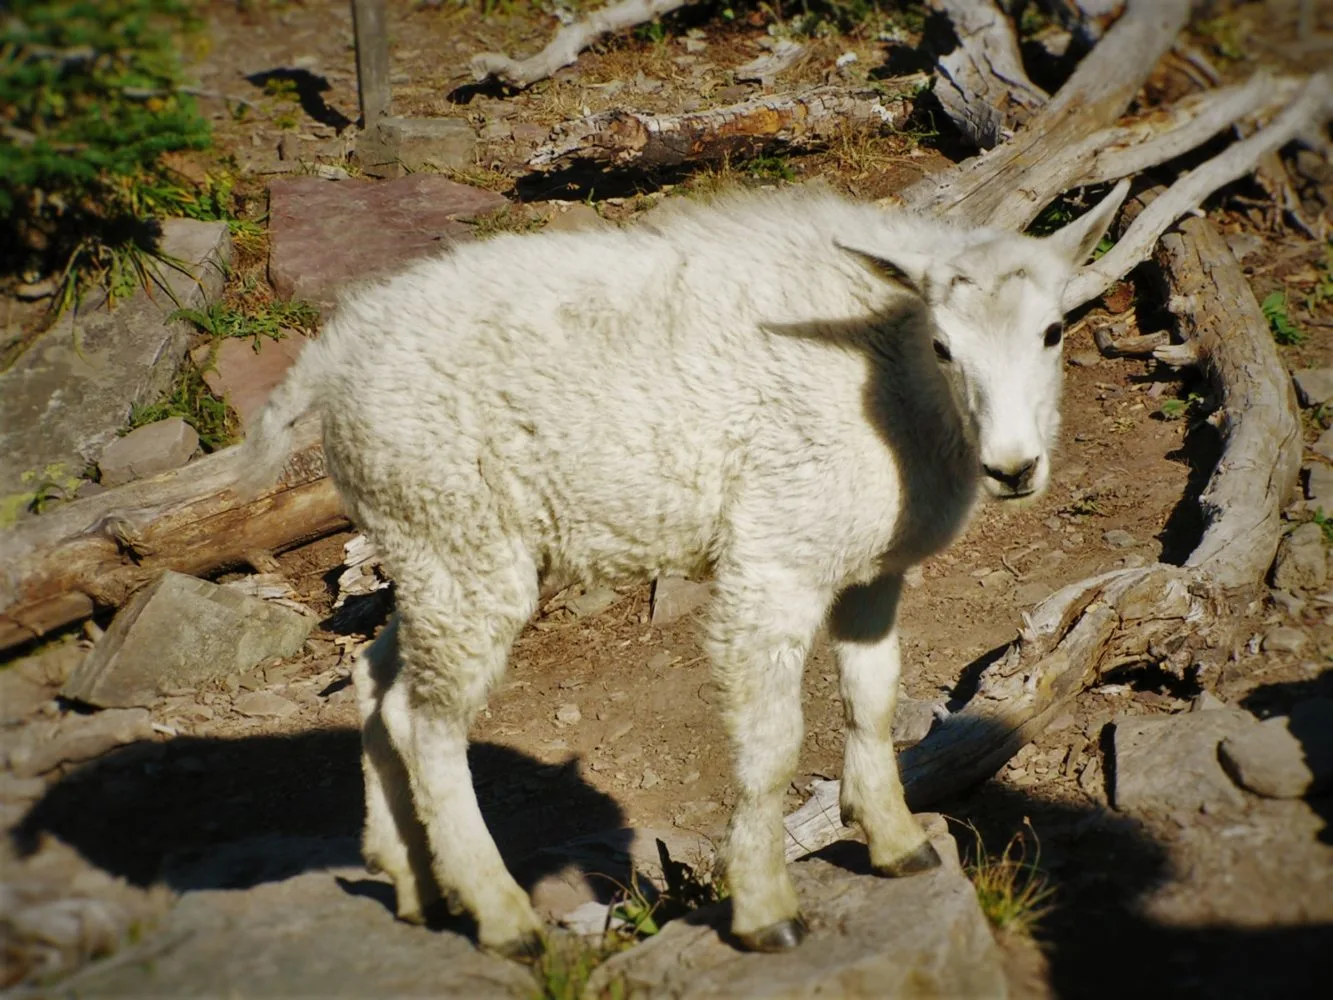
960 818 1056 937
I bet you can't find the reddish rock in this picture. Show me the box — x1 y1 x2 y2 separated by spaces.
194 333 311 429
267 175 508 312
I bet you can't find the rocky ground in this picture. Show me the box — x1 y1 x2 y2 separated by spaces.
2 1 1333 997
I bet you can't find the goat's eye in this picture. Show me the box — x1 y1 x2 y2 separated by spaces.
933 340 952 362
1043 322 1063 348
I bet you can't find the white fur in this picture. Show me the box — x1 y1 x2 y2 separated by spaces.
237 184 1122 954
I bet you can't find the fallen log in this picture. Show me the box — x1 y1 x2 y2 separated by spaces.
784 211 1303 854
526 85 916 175
0 417 347 651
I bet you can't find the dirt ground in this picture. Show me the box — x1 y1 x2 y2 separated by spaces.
6 0 1333 996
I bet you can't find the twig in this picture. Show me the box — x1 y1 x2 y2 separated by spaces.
471 0 691 90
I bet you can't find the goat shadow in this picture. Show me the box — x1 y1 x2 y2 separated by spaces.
11 731 627 935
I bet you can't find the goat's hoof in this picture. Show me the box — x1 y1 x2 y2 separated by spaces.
736 916 807 953
877 840 942 878
488 931 546 964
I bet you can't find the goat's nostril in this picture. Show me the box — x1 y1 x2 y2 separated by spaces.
984 459 1039 492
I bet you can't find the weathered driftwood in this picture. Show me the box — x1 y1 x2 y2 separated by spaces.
784 212 1303 854
0 417 347 651
526 86 916 175
1064 72 1333 309
471 0 690 90
900 0 1194 225
1158 216 1303 590
927 0 1048 149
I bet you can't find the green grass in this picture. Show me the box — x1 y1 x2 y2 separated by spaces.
2 1 220 308
1261 290 1305 345
172 298 318 351
961 819 1056 936
1313 508 1333 545
127 355 235 452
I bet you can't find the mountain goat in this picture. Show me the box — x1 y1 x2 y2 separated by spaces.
237 182 1125 958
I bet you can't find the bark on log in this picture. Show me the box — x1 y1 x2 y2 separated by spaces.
0 417 347 650
526 86 916 175
927 0 1048 149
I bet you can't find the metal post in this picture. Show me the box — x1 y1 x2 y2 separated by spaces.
352 0 390 129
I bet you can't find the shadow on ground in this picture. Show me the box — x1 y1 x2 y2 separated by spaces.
12 731 625 918
10 713 1331 996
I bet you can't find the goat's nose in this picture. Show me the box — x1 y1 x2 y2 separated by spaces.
983 459 1038 494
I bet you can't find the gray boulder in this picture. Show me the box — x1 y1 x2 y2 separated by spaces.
1111 709 1256 815
63 572 313 708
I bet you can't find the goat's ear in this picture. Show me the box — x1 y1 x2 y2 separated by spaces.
836 242 928 299
1044 178 1131 267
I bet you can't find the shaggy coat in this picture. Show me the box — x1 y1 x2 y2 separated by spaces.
238 184 1124 956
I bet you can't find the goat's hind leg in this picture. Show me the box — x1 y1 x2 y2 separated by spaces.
352 615 442 924
380 548 545 959
829 573 940 876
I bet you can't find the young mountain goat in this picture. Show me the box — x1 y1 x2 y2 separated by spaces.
237 183 1125 958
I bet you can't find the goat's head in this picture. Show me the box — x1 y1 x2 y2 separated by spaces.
842 182 1127 501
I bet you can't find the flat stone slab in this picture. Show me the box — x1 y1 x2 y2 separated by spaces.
587 819 1006 999
1111 709 1257 815
267 175 508 312
194 331 312 429
98 416 198 487
55 840 533 998
63 571 313 708
0 220 230 522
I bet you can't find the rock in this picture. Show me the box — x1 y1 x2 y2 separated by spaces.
1219 701 1333 798
55 847 533 998
524 827 711 924
5 708 153 778
978 568 1012 590
892 697 936 745
192 331 312 429
1067 350 1102 367
97 417 198 487
1313 429 1333 461
510 122 550 145
1262 627 1308 654
0 666 53 725
1190 691 1229 713
357 116 476 178
586 817 1005 999
566 587 619 618
0 220 230 518
640 768 661 790
1272 522 1328 592
62 571 313 708
545 202 605 233
233 691 300 719
1303 462 1333 508
554 702 582 726
1292 368 1333 408
267 175 507 312
651 575 711 626
1111 709 1256 815
1103 529 1136 549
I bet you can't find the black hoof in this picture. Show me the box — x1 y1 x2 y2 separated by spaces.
736 916 808 953
878 840 943 878
489 931 546 964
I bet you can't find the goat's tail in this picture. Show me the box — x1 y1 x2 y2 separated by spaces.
232 343 323 500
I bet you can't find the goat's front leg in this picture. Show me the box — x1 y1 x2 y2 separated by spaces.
709 565 828 952
828 572 940 876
